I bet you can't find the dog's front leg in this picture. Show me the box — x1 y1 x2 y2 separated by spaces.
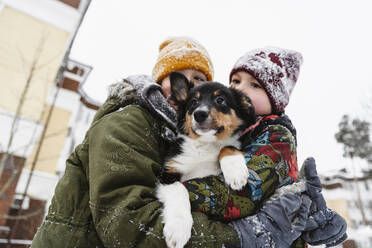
156 182 193 248
219 146 248 190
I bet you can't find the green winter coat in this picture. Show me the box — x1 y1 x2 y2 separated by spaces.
31 75 240 248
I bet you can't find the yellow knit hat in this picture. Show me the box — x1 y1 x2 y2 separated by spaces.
152 37 214 83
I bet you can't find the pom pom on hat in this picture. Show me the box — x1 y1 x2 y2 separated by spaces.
152 37 214 83
230 47 303 113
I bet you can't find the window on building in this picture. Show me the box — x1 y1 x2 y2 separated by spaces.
11 195 30 210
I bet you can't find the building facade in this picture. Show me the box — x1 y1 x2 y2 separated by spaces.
0 0 97 246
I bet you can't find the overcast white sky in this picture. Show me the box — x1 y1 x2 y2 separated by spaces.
70 0 372 174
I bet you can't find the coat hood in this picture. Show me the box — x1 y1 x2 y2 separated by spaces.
107 74 178 131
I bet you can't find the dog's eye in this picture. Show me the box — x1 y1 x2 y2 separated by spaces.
215 96 226 106
190 98 199 108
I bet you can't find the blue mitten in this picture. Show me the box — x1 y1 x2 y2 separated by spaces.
232 193 311 248
301 157 348 247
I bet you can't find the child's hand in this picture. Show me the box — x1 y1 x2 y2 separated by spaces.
232 193 312 248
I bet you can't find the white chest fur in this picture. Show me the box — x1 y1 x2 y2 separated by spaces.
170 134 241 182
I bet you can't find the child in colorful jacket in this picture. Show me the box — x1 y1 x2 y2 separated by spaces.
179 46 347 248
184 47 301 217
183 47 305 246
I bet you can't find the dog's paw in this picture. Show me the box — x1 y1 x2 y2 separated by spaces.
220 154 248 190
164 214 193 248
157 182 193 248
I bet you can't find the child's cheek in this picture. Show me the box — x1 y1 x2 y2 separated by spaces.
252 97 272 115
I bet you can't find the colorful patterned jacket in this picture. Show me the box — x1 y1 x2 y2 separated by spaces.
183 114 306 247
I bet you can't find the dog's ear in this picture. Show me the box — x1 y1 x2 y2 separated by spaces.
231 88 256 125
170 72 190 104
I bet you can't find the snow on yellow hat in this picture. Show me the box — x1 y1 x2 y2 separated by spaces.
152 37 214 83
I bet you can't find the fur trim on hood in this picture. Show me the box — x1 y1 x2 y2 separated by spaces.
107 74 178 131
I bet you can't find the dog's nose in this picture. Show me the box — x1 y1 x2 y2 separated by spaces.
194 110 209 123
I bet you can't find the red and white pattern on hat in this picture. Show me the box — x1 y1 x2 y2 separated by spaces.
229 47 303 113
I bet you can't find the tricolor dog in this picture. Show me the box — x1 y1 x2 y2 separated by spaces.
157 72 256 248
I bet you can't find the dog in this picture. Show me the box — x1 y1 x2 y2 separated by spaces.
156 72 256 248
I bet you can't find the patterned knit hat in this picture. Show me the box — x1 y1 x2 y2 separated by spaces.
229 47 303 113
152 37 214 83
